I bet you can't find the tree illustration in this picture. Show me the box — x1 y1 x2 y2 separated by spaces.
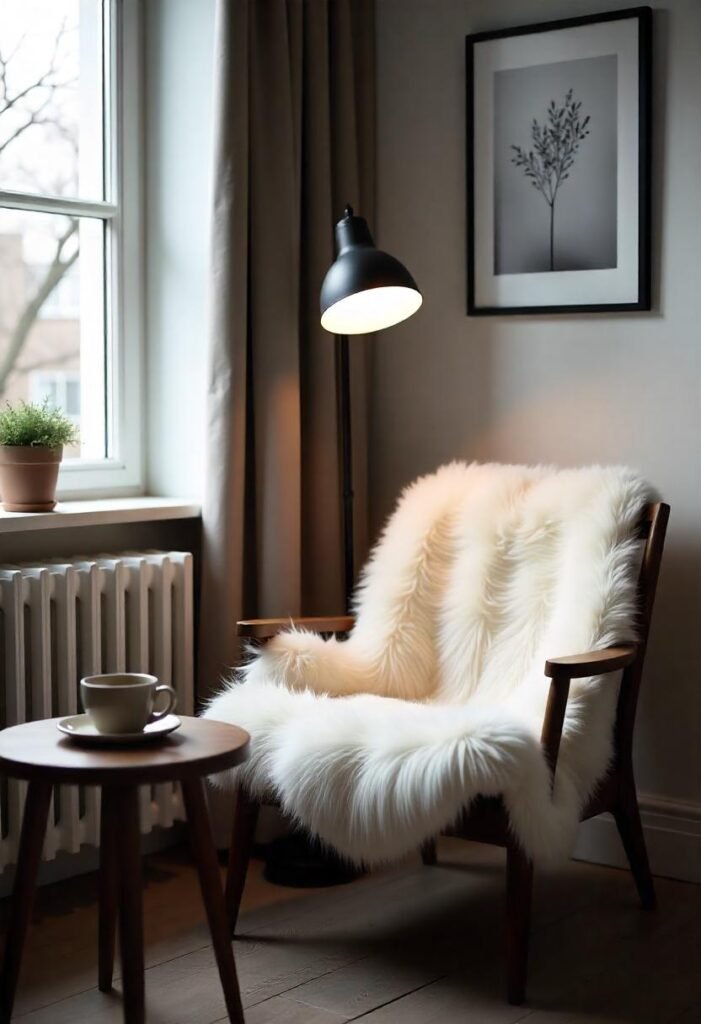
510 89 591 272
0 20 79 397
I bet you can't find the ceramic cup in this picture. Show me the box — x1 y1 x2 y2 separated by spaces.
80 673 177 735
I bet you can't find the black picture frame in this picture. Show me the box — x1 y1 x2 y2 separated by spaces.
466 7 652 315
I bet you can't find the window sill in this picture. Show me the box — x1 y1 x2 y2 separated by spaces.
0 497 201 535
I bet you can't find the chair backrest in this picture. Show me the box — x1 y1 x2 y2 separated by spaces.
353 463 657 710
614 502 670 764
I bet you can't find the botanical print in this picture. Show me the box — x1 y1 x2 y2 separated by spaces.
493 55 618 276
510 90 591 272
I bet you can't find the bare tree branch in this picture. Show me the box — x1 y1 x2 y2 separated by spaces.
2 33 28 67
0 220 79 397
0 19 67 116
0 20 82 398
0 90 56 157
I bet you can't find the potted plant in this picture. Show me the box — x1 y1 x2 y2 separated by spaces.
0 400 78 512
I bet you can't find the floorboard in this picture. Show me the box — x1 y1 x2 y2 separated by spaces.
2 837 698 1023
357 975 531 1023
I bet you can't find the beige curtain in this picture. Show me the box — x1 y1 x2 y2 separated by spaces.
198 0 376 699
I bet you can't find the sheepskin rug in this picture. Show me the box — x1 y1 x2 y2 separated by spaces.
205 462 652 867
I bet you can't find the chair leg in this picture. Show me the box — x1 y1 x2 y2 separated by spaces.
505 844 533 1006
420 838 437 866
225 787 259 936
613 779 656 911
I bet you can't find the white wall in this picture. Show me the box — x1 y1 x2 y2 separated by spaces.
144 0 216 499
374 0 701 877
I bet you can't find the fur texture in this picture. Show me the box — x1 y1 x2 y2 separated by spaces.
205 462 652 867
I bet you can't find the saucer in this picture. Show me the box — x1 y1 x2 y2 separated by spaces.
57 714 181 746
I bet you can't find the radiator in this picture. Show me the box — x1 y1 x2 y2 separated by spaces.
0 551 194 871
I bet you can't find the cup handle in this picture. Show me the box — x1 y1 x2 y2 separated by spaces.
150 685 177 722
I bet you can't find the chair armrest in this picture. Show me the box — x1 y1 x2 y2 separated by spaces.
237 616 355 640
544 645 637 680
541 645 637 780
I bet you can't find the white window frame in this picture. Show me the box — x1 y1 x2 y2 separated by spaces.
0 0 144 498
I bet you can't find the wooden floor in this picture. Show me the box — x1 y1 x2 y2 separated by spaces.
2 837 699 1023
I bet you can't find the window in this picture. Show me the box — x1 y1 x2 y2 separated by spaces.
0 0 143 494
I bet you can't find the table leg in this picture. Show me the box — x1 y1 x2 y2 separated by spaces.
225 787 259 936
0 779 52 1024
114 786 145 1024
181 777 245 1024
98 786 119 992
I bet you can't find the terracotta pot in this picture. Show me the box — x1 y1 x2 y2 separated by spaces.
0 446 63 512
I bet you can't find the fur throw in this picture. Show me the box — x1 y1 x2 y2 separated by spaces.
205 462 652 867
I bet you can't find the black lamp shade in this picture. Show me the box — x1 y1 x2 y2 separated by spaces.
320 207 422 334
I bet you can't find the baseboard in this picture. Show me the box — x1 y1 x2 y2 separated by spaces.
574 792 701 884
0 823 186 899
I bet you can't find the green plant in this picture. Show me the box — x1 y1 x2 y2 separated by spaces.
0 400 78 448
511 88 591 271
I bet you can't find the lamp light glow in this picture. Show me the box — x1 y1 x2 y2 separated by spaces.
321 285 422 334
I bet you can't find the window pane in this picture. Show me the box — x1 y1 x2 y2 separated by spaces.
65 376 80 415
0 1 104 201
0 208 106 459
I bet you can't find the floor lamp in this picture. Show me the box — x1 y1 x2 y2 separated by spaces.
264 209 422 888
320 205 422 609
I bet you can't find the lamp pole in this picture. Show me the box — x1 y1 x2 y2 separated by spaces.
337 334 354 611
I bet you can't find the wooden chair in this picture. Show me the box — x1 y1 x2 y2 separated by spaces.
225 502 669 1005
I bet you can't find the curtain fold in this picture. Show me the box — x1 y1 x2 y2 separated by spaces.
199 0 376 699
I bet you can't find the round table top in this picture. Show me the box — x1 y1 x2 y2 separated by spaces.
0 716 249 785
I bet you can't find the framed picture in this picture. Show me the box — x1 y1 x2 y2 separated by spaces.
466 7 652 315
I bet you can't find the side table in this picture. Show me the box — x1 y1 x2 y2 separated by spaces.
0 716 249 1024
